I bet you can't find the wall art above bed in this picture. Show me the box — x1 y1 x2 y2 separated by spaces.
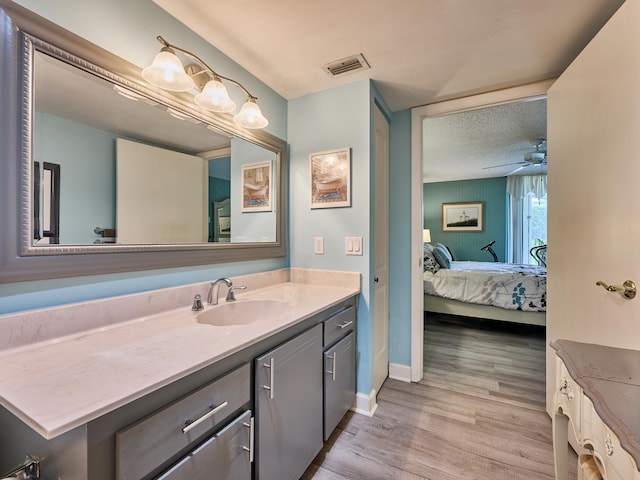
442 202 484 232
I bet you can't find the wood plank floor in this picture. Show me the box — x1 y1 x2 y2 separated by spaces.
302 313 578 479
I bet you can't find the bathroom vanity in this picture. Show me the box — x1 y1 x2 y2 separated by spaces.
0 270 360 480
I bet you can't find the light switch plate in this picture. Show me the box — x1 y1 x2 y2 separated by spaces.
314 236 324 254
345 236 363 255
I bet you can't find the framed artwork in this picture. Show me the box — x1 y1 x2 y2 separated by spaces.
241 161 272 212
218 216 231 235
310 148 351 209
442 202 484 232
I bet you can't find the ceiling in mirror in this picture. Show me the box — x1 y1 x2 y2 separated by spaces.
36 51 231 157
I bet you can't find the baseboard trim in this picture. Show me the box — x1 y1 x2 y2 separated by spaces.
352 389 378 417
389 363 412 383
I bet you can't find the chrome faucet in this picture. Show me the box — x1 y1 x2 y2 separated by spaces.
207 278 233 305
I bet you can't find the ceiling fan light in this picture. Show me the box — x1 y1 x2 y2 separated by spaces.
233 98 269 129
142 48 194 92
194 77 236 113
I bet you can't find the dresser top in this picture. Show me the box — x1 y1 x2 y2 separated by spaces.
551 339 640 469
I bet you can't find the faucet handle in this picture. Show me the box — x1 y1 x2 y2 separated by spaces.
191 294 204 311
226 285 247 302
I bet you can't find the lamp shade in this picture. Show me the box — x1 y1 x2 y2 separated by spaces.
142 48 194 92
194 77 236 113
233 98 269 129
423 229 431 243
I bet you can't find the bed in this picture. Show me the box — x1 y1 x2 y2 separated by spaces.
423 244 546 326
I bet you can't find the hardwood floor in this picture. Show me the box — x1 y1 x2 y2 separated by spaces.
302 313 577 479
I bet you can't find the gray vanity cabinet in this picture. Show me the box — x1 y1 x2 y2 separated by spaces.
115 363 251 480
323 331 356 440
254 324 323 480
322 304 356 440
156 410 252 480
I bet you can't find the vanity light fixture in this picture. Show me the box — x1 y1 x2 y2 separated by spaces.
142 36 268 129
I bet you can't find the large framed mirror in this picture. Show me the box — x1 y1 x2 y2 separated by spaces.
0 1 287 283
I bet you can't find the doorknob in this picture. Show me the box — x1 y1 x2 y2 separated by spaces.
596 280 637 299
374 277 379 283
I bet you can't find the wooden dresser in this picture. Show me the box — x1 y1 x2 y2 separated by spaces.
551 340 640 480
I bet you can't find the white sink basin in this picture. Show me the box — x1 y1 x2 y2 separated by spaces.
197 299 292 326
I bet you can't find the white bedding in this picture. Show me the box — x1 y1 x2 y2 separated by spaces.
423 261 546 312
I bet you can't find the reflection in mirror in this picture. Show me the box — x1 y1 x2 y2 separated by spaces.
33 51 277 246
0 0 287 283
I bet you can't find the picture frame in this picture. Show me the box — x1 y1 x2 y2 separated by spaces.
218 216 231 235
310 148 351 209
442 202 484 232
241 161 272 212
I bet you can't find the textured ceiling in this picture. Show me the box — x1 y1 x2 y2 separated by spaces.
423 99 547 183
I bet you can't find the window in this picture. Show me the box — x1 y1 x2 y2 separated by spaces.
506 175 547 264
522 193 547 264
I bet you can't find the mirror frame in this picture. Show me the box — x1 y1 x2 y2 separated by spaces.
0 1 287 283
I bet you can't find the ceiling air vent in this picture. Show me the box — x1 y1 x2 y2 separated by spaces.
324 54 370 77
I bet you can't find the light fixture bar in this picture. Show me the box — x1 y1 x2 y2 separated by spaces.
155 36 257 100
146 36 268 128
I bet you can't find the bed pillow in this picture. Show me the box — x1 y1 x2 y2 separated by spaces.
436 242 454 262
423 249 440 274
433 245 451 269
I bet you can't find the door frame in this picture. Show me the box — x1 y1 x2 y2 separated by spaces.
409 80 555 381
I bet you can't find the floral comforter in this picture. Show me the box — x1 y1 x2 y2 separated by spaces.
423 261 546 312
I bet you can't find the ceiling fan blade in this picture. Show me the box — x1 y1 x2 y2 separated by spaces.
482 161 525 170
506 165 526 175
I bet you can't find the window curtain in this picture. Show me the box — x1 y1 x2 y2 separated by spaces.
506 175 547 263
506 174 547 200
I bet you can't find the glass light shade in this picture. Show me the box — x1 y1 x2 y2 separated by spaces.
194 78 236 113
423 229 431 243
233 98 269 129
142 49 194 92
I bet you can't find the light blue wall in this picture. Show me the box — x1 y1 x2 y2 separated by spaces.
1 0 288 314
423 177 507 262
35 112 116 244
288 80 373 394
388 109 412 366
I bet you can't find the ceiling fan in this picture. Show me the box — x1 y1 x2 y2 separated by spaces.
483 139 547 174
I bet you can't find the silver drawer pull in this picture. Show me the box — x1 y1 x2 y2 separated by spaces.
326 353 337 381
242 417 255 463
263 358 275 399
182 401 228 433
338 320 353 329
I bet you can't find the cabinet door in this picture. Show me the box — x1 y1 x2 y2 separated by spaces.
156 410 252 480
324 331 356 440
255 324 323 480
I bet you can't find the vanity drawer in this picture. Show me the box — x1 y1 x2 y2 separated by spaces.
323 306 355 347
116 363 250 480
555 357 582 438
584 396 639 480
156 410 252 480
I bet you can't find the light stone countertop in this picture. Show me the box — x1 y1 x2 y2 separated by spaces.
0 281 359 440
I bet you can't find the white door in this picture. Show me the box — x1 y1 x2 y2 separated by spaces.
116 138 207 244
545 0 640 410
373 105 390 394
